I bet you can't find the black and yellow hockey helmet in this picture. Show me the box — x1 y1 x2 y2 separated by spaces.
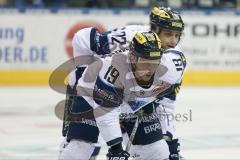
150 6 184 33
130 31 163 60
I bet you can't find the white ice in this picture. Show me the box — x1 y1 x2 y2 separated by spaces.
0 86 240 160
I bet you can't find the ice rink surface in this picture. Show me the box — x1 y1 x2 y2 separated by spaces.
0 86 240 160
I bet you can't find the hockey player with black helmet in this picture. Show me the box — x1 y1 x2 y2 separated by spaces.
59 31 186 160
67 31 184 160
59 6 186 160
149 6 185 160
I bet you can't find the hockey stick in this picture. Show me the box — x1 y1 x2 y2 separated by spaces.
125 111 142 153
125 85 176 152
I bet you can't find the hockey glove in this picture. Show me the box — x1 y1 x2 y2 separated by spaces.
163 132 181 160
106 143 130 160
166 138 181 160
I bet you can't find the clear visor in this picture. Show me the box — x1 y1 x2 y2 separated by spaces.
137 57 161 64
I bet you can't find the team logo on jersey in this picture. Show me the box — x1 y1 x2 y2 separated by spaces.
128 100 148 112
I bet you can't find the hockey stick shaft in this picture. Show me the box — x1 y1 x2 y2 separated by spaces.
125 114 140 152
124 85 176 152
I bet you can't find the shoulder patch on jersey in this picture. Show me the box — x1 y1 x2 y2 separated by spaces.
90 28 110 55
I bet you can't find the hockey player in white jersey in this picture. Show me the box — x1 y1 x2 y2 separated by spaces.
61 31 185 160
59 6 186 160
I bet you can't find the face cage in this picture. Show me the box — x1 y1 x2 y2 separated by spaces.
137 57 161 65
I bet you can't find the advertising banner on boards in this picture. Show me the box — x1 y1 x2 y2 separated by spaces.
0 10 239 85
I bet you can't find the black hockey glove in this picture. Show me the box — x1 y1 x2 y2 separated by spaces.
163 132 181 160
166 138 181 160
106 143 130 160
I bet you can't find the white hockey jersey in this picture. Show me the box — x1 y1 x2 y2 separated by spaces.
75 47 186 145
72 26 149 59
70 25 186 141
69 25 149 87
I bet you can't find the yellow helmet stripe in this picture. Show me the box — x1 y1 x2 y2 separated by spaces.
159 10 171 19
152 7 171 19
152 7 160 16
134 32 147 44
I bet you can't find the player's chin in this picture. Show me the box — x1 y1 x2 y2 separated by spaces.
141 74 153 81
